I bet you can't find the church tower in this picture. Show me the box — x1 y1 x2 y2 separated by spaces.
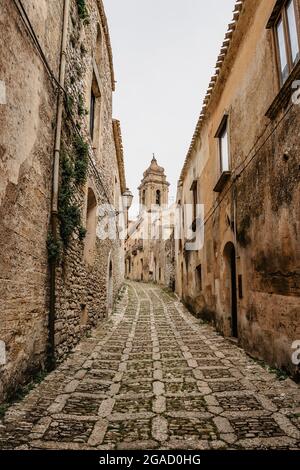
138 155 170 212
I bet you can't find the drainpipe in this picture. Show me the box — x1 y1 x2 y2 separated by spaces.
48 0 70 370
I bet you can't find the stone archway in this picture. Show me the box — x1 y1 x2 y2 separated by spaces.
223 242 238 338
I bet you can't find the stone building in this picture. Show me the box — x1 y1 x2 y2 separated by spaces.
125 156 175 289
0 0 129 402
176 0 300 378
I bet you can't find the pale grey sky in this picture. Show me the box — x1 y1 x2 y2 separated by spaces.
105 0 235 215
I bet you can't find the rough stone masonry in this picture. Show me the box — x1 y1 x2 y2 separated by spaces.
0 0 127 402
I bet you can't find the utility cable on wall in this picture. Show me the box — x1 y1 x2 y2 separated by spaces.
198 100 295 232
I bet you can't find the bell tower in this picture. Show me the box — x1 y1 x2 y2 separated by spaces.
138 154 170 212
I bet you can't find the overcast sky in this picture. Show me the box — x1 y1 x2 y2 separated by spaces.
105 0 235 216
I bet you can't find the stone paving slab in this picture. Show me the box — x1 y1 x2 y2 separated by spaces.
0 281 299 450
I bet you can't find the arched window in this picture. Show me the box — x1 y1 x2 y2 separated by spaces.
156 190 161 206
142 190 146 206
84 188 97 264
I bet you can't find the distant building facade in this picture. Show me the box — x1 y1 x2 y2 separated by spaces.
125 156 175 289
176 0 300 378
0 0 129 401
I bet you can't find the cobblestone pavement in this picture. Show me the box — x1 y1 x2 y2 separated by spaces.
1 282 300 450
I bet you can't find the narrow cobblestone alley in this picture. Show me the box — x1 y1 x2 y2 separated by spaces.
1 282 299 451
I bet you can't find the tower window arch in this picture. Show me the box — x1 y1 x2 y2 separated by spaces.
156 190 161 206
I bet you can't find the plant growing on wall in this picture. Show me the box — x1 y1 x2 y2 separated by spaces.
57 145 88 248
66 94 75 115
58 152 80 244
74 135 89 185
76 0 89 21
78 95 88 117
52 21 91 254
47 233 61 262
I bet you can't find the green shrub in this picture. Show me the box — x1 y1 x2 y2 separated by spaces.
76 0 89 20
78 95 85 116
59 201 81 245
47 233 61 262
58 152 81 245
74 135 89 185
78 226 87 241
66 94 74 114
57 141 89 246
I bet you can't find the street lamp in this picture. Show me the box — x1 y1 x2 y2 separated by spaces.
122 188 133 209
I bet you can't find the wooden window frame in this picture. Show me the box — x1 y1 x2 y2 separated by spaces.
213 114 231 193
273 0 300 86
215 114 230 173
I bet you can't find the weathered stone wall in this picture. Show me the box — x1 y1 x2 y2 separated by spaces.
0 0 126 401
0 0 64 400
54 0 125 362
176 0 300 377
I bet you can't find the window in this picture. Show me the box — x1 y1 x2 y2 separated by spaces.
218 118 229 172
156 190 161 206
196 264 202 292
89 74 101 148
287 0 300 63
190 180 198 222
142 190 146 205
90 89 96 140
275 0 300 84
214 115 231 192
